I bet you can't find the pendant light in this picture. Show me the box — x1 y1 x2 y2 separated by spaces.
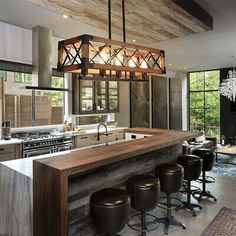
57 0 166 81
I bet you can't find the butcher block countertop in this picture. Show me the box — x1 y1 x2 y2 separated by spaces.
34 128 201 176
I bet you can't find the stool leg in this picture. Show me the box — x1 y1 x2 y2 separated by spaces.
158 193 186 235
176 180 202 217
141 212 147 236
198 170 217 202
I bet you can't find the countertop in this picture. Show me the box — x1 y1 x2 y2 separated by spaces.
66 126 127 135
0 127 127 145
0 138 23 145
1 128 201 178
35 128 201 176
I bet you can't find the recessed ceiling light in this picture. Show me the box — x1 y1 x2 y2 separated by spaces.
168 63 172 66
184 67 188 70
62 14 69 19
132 39 136 42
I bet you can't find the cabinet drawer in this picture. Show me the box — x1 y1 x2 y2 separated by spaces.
0 144 16 154
0 152 15 162
74 134 99 148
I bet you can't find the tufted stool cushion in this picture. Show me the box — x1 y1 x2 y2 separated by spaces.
127 174 160 212
177 154 202 181
155 163 184 194
90 188 130 234
192 148 214 171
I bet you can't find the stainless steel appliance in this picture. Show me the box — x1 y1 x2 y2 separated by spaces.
12 132 73 158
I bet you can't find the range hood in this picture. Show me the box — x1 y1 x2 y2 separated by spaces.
26 26 68 91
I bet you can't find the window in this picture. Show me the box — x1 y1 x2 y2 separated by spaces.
15 72 32 83
2 70 65 128
189 70 220 140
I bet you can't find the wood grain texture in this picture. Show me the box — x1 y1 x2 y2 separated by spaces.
35 128 201 174
26 0 212 44
33 162 68 236
0 164 33 236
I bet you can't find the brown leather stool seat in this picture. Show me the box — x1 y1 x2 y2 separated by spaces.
126 175 160 236
155 163 186 235
192 148 217 202
176 154 203 216
90 188 130 236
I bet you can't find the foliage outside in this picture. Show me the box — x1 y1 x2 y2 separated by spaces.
189 70 220 141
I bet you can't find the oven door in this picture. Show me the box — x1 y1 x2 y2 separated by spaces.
23 146 54 158
55 143 74 152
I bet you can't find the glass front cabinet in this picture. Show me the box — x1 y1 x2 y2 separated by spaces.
72 75 119 114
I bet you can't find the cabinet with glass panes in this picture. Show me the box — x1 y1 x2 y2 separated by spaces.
72 76 119 114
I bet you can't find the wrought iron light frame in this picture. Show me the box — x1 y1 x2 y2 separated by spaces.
57 34 166 81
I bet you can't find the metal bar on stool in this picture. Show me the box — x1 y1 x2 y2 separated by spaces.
202 170 206 192
141 212 146 236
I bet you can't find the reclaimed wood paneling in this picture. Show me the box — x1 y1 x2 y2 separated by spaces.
152 76 168 129
26 0 213 44
130 82 149 128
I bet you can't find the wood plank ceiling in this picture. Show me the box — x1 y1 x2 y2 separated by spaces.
25 0 213 44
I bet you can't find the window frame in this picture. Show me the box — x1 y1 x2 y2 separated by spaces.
188 69 220 139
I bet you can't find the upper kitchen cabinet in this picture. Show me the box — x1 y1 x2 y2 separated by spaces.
72 75 119 114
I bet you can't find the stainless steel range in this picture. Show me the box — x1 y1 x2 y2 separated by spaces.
12 132 73 158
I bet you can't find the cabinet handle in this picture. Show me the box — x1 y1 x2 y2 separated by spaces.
80 136 88 140
0 148 5 151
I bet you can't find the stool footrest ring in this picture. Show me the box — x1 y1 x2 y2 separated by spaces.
198 175 215 183
157 197 182 210
127 213 159 233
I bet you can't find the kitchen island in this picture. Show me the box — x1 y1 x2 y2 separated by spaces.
0 128 201 236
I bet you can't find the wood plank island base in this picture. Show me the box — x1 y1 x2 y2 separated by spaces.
0 128 201 236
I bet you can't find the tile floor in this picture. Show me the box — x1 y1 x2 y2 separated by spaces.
120 173 236 236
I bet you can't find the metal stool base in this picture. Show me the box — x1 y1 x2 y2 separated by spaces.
175 201 202 217
127 212 159 236
158 216 186 235
194 190 217 202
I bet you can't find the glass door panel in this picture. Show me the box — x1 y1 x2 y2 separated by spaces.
95 81 107 112
108 82 119 112
80 80 94 112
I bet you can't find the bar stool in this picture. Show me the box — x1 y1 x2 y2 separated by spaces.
126 174 160 236
176 154 203 216
192 148 217 202
155 163 186 235
90 188 130 236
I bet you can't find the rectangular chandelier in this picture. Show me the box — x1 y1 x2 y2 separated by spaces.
57 34 166 80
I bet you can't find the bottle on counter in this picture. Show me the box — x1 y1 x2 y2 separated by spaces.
221 134 225 146
64 120 70 132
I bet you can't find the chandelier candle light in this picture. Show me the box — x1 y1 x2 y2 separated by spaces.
219 69 236 102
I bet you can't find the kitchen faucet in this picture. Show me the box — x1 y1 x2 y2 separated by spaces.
97 122 109 146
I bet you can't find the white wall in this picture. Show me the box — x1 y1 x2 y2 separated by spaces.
0 21 60 67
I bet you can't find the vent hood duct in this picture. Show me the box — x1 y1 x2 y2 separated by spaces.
26 25 68 91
